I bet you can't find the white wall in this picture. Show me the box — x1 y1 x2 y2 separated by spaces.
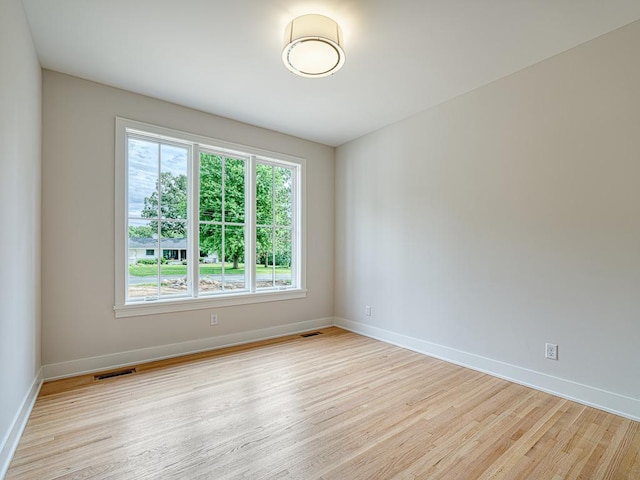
41 71 334 375
0 0 42 474
335 20 640 419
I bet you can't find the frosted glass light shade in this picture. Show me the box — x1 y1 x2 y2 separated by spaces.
282 14 345 78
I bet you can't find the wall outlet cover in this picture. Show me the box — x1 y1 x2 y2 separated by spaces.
545 343 558 360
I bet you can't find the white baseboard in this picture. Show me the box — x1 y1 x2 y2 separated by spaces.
43 318 333 380
0 368 42 480
335 317 640 422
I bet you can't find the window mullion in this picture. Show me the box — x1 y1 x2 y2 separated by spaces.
247 156 256 292
221 158 226 291
296 165 302 288
291 167 298 288
156 142 162 299
271 165 276 287
189 146 199 298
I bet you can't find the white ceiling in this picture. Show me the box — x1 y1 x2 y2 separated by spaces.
22 0 640 147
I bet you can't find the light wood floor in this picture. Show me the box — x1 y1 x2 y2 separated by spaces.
7 327 640 479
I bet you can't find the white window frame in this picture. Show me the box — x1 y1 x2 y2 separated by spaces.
114 118 306 318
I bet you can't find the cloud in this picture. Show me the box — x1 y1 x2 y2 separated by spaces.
128 138 188 216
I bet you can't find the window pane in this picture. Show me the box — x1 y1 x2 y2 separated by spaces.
159 144 188 221
200 153 222 222
199 224 222 293
224 226 245 290
256 163 272 225
159 228 188 298
128 138 159 219
128 219 159 299
225 157 245 224
275 167 292 226
256 226 274 288
275 228 292 287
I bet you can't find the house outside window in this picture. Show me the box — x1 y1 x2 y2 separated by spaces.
114 118 306 317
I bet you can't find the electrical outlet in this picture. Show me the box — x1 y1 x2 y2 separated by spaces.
210 314 218 326
365 305 371 316
545 343 558 360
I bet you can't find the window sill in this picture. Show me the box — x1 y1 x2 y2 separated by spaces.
114 289 307 318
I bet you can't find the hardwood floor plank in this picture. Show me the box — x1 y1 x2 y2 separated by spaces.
6 328 640 479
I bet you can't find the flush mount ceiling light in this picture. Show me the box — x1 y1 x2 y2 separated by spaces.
282 14 345 78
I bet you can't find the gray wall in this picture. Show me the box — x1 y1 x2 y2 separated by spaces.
0 0 42 472
335 21 640 418
41 71 334 371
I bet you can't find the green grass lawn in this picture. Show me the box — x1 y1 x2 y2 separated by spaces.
129 263 291 277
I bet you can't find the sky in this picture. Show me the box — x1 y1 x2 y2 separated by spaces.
128 138 188 218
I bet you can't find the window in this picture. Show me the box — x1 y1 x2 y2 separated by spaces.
115 118 306 317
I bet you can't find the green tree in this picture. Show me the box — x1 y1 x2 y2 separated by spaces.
256 164 292 267
141 157 293 271
141 172 187 237
128 225 155 237
199 154 245 269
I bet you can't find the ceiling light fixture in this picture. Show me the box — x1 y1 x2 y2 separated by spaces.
282 14 345 78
